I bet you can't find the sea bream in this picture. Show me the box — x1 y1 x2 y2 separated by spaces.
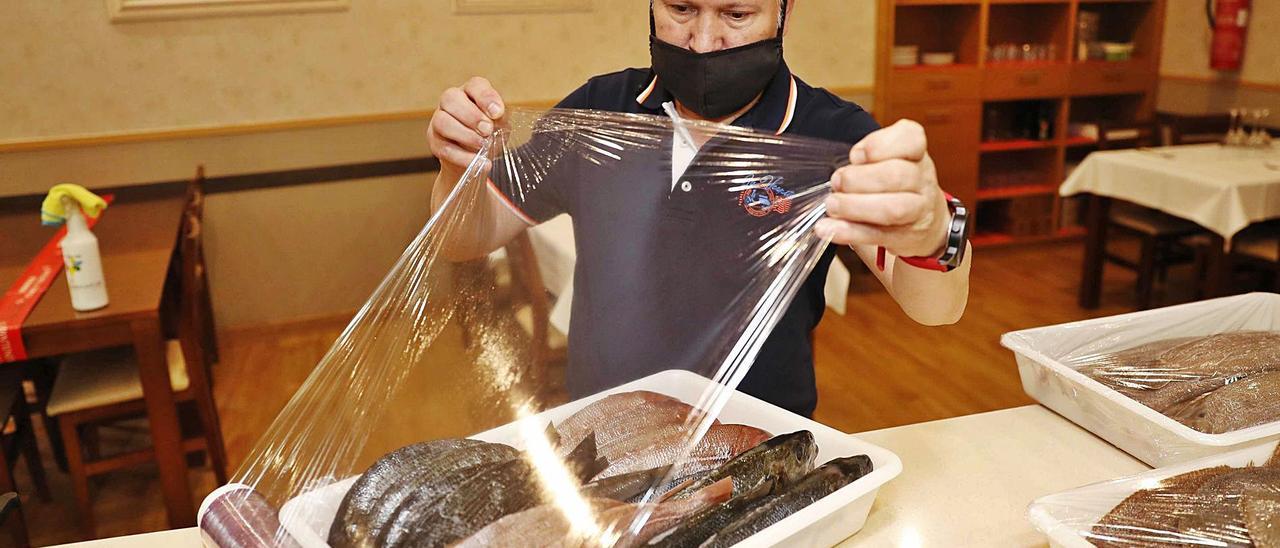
593 424 771 483
454 478 734 548
556 391 715 453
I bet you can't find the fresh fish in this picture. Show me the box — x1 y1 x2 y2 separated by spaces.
1168 370 1280 434
701 455 874 548
328 439 514 548
1093 465 1234 544
664 431 816 501
602 477 734 548
1174 466 1280 547
582 466 674 501
452 498 626 548
565 432 610 483
1243 491 1280 548
594 424 770 482
646 480 775 548
557 391 710 452
454 478 733 548
381 456 548 547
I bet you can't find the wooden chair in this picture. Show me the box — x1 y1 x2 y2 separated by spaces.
46 208 228 538
0 366 49 547
0 491 27 548
1157 112 1232 146
1191 221 1280 295
1097 120 1207 309
504 231 567 391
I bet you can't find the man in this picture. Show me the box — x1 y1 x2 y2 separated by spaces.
428 0 970 417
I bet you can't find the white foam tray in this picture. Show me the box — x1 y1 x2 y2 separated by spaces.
1028 440 1279 548
1001 292 1280 468
275 369 902 547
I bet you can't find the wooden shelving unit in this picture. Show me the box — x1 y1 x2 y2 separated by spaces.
874 0 1164 246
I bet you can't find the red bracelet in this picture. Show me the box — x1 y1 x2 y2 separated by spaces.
875 193 958 273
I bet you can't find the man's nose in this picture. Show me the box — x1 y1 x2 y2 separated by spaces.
687 17 724 53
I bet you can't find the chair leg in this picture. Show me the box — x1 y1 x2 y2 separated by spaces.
13 401 49 502
7 502 29 548
193 393 229 485
1135 236 1158 310
44 414 68 473
82 425 101 462
59 417 96 539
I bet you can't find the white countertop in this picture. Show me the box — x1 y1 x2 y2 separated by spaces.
844 405 1147 547
58 405 1146 548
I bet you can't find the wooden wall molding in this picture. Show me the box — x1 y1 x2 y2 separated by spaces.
0 88 875 154
1159 73 1280 93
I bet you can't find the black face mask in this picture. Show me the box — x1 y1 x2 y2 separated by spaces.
649 1 786 119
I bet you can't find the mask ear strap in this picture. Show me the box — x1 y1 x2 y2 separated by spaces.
778 0 788 37
649 0 656 36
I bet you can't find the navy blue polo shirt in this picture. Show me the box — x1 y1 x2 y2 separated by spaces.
491 61 879 417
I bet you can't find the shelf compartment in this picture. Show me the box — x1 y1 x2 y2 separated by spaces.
894 4 983 66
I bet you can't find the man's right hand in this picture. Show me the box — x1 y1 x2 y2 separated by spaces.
428 77 507 174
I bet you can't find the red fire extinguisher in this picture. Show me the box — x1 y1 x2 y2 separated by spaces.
1207 0 1250 71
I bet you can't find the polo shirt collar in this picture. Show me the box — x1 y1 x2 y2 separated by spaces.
636 60 798 136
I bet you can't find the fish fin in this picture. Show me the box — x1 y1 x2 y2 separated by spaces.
565 432 605 483
657 476 698 503
691 477 734 505
545 422 563 448
740 476 777 502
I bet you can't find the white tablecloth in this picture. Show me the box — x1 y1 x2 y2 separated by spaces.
527 214 851 334
1060 144 1280 242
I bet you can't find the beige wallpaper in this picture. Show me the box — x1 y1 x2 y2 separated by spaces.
0 0 875 144
1160 0 1280 85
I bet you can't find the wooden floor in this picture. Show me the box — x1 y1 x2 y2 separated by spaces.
14 238 1202 545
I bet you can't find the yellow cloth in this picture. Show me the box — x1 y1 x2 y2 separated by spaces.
41 184 108 226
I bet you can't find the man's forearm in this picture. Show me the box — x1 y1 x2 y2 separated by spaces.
852 243 970 326
430 167 527 262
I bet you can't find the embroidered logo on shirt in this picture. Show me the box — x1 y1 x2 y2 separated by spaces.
738 176 793 217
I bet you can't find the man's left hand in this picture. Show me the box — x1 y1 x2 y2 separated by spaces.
816 119 951 259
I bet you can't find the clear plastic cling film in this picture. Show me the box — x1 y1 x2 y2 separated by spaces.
1001 292 1280 464
1029 441 1280 547
197 108 878 548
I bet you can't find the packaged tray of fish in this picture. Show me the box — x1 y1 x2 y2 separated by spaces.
1001 292 1280 468
1028 440 1280 548
275 369 902 547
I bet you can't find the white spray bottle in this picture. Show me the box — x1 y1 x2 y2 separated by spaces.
59 197 110 311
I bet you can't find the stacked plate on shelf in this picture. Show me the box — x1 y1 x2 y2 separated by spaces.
891 45 918 67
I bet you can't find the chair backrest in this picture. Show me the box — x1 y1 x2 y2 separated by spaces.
504 231 552 344
186 164 206 219
1096 120 1161 151
176 211 210 372
1158 112 1232 146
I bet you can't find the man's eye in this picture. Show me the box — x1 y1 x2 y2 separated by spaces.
671 4 692 14
725 11 749 22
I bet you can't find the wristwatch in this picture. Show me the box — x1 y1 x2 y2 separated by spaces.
876 193 970 273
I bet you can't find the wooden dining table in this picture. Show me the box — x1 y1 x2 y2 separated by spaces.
0 184 196 528
1062 143 1280 308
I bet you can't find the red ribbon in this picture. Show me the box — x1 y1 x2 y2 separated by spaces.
0 194 115 363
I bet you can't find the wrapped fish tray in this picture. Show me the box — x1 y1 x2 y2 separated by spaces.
1001 292 1280 468
1027 440 1280 548
276 370 903 547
